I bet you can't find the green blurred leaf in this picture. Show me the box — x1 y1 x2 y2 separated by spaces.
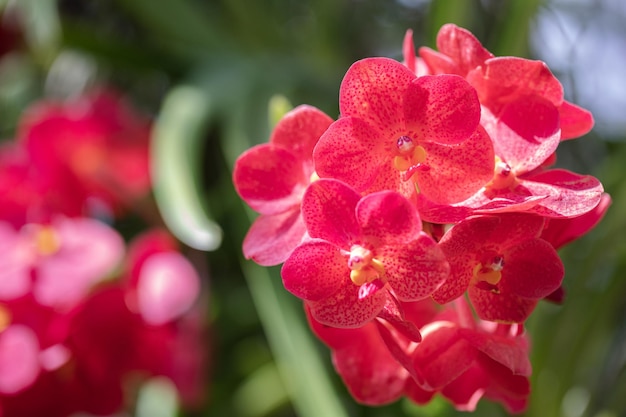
17 0 62 67
151 85 223 251
268 95 293 129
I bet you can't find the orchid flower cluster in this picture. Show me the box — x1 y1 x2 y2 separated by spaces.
233 24 610 413
0 90 204 416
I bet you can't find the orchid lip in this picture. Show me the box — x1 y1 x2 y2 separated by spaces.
348 245 385 286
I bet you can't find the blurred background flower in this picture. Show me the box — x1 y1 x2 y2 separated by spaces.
0 0 624 417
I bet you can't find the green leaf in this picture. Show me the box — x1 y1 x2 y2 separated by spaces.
151 85 222 251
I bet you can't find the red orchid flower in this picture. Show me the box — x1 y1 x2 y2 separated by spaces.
233 105 333 266
418 23 594 141
432 213 564 323
313 57 494 205
395 298 531 414
281 179 449 328
305 300 438 405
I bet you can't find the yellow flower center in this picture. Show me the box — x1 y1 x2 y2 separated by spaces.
35 226 61 256
473 255 504 291
485 157 517 192
0 304 11 333
348 245 386 285
392 136 427 181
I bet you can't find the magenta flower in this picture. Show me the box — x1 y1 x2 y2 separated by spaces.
0 217 125 310
123 228 201 326
233 105 333 266
281 179 449 328
432 213 564 323
313 57 494 205
18 89 152 216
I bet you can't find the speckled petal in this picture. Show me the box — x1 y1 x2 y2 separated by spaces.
356 191 421 246
270 105 333 160
434 24 493 75
481 98 561 175
242 208 306 266
314 116 389 192
281 239 347 302
301 179 361 247
308 278 388 328
404 75 480 145
469 285 538 323
381 232 449 301
501 239 564 299
306 308 408 405
559 100 594 140
233 144 307 214
417 125 494 204
339 57 415 133
521 169 604 218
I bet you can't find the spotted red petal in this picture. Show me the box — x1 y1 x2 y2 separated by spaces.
301 179 361 247
541 193 611 249
404 74 480 145
356 190 422 246
467 57 564 107
339 57 415 133
417 125 494 204
307 278 388 328
500 238 564 299
413 323 478 390
281 239 347 302
521 169 604 218
469 285 538 323
233 144 307 215
420 24 493 76
306 307 408 405
242 208 306 266
559 100 594 140
269 105 333 161
481 98 561 174
314 116 388 192
380 232 449 301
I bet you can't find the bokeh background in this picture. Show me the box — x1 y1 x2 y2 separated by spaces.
1 0 625 416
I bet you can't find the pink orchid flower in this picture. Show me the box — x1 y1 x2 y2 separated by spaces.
313 57 494 205
233 105 333 266
281 179 449 328
0 217 125 310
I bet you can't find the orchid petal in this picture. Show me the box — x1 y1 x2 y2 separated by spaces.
469 285 538 323
242 208 306 266
339 57 415 133
301 179 361 247
417 125 494 204
308 278 387 328
521 169 604 218
306 308 408 405
559 100 594 140
356 191 421 246
501 238 564 299
270 105 333 160
381 232 449 301
314 116 388 192
233 144 306 214
405 75 480 145
281 239 346 302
